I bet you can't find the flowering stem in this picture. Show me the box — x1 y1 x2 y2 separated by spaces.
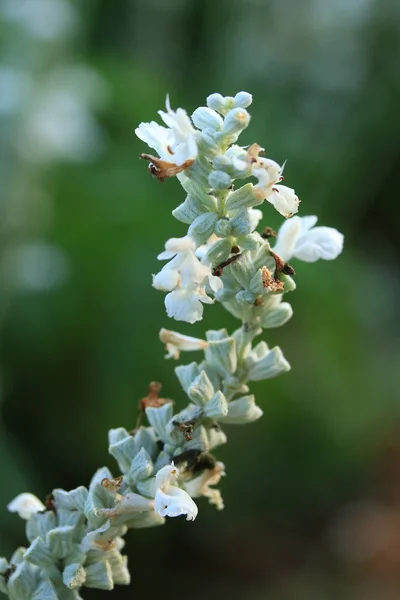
0 91 344 600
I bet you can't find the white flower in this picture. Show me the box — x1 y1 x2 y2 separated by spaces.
8 493 45 520
153 236 222 324
135 96 198 166
159 328 208 359
184 462 225 510
266 184 299 219
237 144 299 218
274 215 344 263
154 463 198 521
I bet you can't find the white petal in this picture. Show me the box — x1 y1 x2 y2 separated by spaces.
179 253 209 286
159 329 208 359
8 493 45 520
208 274 223 292
294 226 344 262
155 487 198 521
273 216 302 262
267 184 299 218
157 250 177 261
165 290 204 323
165 236 195 254
248 208 263 231
153 268 180 291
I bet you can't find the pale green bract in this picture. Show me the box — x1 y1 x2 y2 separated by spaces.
0 92 344 598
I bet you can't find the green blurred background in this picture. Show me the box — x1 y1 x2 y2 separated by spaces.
1 0 400 598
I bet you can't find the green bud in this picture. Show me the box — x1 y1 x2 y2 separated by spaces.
188 371 214 406
238 233 262 251
226 184 259 211
192 107 223 130
26 511 57 544
175 362 200 393
23 538 54 568
220 395 263 424
196 130 220 157
230 252 255 288
172 195 209 225
108 427 130 446
31 579 57 600
63 563 86 589
208 170 232 190
204 391 229 419
236 290 256 305
247 346 291 381
249 269 265 295
205 328 229 341
133 427 158 460
188 212 218 245
185 155 212 187
213 155 232 172
108 552 130 585
234 91 253 108
109 435 137 474
230 208 252 236
85 560 114 591
260 302 293 328
47 526 76 560
128 448 153 484
179 178 218 211
215 218 231 237
205 238 231 266
136 477 156 499
145 403 174 443
222 107 250 136
206 337 237 375
7 561 36 600
206 93 235 115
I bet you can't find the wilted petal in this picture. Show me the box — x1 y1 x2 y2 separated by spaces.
184 462 225 510
159 328 208 359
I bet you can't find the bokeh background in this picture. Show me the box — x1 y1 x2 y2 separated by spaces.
1 0 400 598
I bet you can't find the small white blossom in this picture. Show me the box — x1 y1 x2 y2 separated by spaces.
274 215 344 263
235 144 299 218
184 462 225 510
135 96 198 166
266 184 299 219
159 328 208 359
8 493 45 520
155 463 198 521
153 236 222 324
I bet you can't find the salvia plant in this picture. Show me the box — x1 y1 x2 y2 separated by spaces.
0 91 343 598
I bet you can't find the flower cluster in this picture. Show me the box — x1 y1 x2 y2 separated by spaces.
0 92 343 599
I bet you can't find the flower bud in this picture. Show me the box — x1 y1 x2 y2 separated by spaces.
260 302 293 328
213 155 232 172
222 108 250 136
208 170 232 190
214 218 231 237
234 91 253 108
188 212 218 245
206 93 235 115
236 290 256 305
220 395 263 424
192 107 223 131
